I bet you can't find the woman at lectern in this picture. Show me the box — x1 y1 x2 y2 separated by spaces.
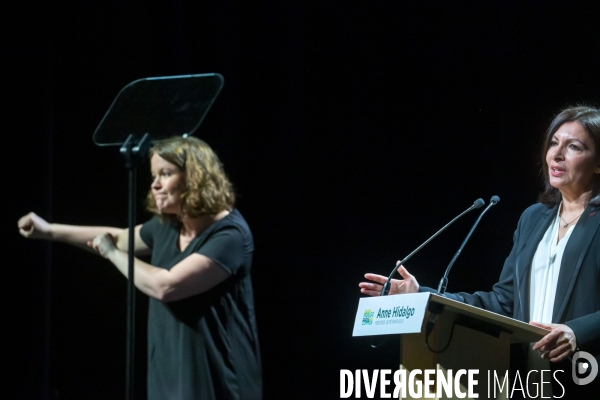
18 136 262 400
360 105 600 394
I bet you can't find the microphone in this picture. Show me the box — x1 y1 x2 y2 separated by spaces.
437 195 500 295
379 198 485 296
424 196 500 348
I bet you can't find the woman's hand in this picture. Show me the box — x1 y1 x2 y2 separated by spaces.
88 233 119 259
18 212 52 239
359 264 419 296
530 322 577 362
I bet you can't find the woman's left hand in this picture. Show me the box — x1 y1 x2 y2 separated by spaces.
530 322 577 362
88 233 118 258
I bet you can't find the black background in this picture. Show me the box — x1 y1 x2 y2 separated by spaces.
7 1 600 399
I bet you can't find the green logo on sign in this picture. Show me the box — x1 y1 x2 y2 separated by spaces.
362 309 374 325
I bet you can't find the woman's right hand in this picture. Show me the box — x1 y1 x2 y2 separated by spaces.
359 264 419 296
18 212 52 240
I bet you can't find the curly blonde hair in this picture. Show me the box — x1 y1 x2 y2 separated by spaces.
146 136 235 220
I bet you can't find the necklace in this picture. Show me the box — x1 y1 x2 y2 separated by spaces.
560 211 584 228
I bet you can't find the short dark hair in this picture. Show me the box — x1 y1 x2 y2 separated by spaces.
538 105 600 207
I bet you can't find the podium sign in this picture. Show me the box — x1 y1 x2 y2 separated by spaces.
352 293 430 336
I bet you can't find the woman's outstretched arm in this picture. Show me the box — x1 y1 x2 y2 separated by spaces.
18 211 149 256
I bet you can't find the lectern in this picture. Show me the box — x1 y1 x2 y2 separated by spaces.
353 293 548 399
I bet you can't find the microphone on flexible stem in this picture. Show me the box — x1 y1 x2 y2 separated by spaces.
370 198 485 350
379 198 485 296
437 195 500 295
426 195 500 341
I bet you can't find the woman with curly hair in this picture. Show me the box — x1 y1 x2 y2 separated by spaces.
18 136 262 400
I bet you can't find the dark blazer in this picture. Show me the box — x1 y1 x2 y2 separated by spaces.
423 202 600 355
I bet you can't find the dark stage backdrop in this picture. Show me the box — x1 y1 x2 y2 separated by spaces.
7 1 600 399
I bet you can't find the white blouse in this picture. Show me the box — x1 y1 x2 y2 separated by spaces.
529 207 576 324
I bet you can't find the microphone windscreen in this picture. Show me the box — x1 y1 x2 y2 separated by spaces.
473 198 485 209
490 195 500 204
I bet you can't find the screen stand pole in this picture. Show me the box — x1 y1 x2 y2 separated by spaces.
120 133 151 400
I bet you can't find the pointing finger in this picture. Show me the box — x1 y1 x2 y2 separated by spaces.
397 265 412 279
360 288 382 297
364 273 388 284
